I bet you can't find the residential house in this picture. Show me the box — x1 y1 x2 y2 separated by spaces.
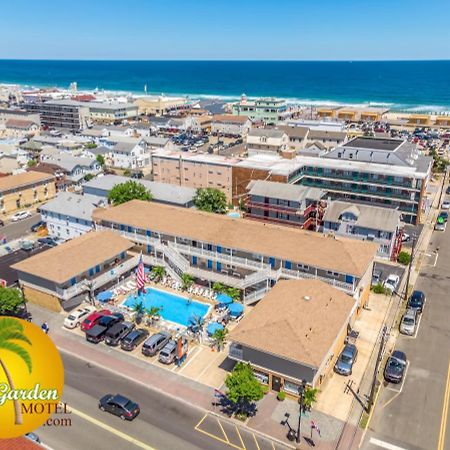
0 171 56 215
322 201 403 260
277 126 309 152
39 192 101 240
94 199 377 306
246 128 290 157
211 115 252 137
105 137 149 169
3 119 39 138
229 279 356 391
305 129 347 150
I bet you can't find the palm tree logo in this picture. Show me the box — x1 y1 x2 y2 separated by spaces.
0 317 32 425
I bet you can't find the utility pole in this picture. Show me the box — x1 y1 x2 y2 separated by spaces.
368 325 387 412
404 235 416 304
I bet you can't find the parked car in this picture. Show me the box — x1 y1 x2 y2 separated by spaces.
11 211 32 222
334 343 358 376
384 350 407 383
105 322 135 347
401 233 410 242
400 308 418 335
98 394 140 421
442 200 450 210
97 313 124 330
372 269 382 285
64 306 97 329
31 221 45 232
85 324 108 344
407 290 426 313
120 328 149 351
80 310 111 332
435 217 446 231
37 237 58 247
383 274 400 293
25 432 41 443
142 331 171 357
446 186 450 195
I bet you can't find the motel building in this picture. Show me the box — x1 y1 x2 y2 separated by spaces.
228 279 357 394
93 199 377 309
12 231 135 311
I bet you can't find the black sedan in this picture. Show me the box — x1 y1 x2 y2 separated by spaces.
384 350 407 383
98 394 140 421
407 290 426 313
37 237 57 247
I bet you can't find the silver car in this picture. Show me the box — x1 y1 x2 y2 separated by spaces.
400 308 417 335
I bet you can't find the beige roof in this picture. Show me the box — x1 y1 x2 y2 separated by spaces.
5 118 37 129
230 279 355 367
93 200 377 276
213 114 250 124
278 125 309 139
12 231 133 285
0 171 54 194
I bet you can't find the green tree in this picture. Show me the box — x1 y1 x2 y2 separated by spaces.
85 142 97 149
372 283 386 294
0 318 32 425
181 273 194 291
212 282 226 294
226 287 241 302
108 180 152 206
397 251 411 266
151 266 165 282
303 387 319 411
144 306 161 325
27 159 36 168
225 362 264 416
193 188 227 214
123 169 132 177
131 301 145 324
0 287 25 314
84 173 95 182
96 154 105 166
212 328 228 352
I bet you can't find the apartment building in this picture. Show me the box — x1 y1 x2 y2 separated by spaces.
322 201 403 260
232 96 287 124
211 114 252 136
151 149 238 201
93 200 377 307
24 99 91 130
317 106 389 122
0 171 56 215
245 180 325 230
12 231 135 311
87 102 139 123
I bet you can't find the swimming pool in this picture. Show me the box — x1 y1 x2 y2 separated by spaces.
122 288 210 327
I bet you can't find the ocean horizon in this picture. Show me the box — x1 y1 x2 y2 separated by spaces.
1 59 450 113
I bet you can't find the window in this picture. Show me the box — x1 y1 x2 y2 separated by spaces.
327 270 339 277
283 380 300 394
253 370 269 385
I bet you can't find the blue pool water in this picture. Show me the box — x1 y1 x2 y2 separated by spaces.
123 288 209 327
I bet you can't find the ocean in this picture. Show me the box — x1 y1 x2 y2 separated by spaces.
1 60 450 112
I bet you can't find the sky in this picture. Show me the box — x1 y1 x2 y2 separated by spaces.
1 0 450 60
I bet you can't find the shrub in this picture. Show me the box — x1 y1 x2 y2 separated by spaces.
277 391 286 401
372 283 386 294
261 385 269 395
397 251 411 265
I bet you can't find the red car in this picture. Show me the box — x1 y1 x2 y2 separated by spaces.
80 310 111 332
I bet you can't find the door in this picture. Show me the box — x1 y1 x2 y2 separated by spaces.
272 375 282 392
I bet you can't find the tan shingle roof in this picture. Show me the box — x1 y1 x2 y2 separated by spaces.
230 279 355 367
12 231 133 285
213 114 250 124
0 171 54 193
93 200 377 276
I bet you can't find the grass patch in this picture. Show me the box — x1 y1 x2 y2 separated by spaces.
359 411 369 429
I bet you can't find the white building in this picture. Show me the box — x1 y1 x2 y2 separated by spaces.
105 137 150 169
211 114 252 136
246 128 290 157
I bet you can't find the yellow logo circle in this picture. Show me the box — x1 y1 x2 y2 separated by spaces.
0 317 64 439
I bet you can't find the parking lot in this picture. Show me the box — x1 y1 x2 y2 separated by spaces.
372 262 405 288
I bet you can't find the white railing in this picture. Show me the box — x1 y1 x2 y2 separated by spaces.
237 268 271 289
169 242 271 271
281 267 354 293
243 287 270 304
163 245 190 272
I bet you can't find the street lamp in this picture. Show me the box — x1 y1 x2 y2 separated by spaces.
296 379 307 444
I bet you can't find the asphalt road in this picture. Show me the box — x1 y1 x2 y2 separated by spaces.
362 221 450 450
0 213 40 241
36 352 287 450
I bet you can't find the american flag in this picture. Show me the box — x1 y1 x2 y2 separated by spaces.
311 420 321 437
136 254 146 293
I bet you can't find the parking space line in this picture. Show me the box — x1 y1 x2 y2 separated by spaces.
253 433 261 450
175 345 202 372
218 418 230 442
385 361 410 394
235 425 246 449
369 437 407 450
194 413 208 430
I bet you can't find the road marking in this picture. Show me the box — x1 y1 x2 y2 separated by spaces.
69 406 156 450
235 425 246 449
177 345 202 373
218 418 230 442
253 433 261 450
438 360 450 450
385 361 410 395
369 437 408 450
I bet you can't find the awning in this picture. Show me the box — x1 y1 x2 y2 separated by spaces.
96 291 113 302
216 293 233 304
207 322 224 335
228 302 244 317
